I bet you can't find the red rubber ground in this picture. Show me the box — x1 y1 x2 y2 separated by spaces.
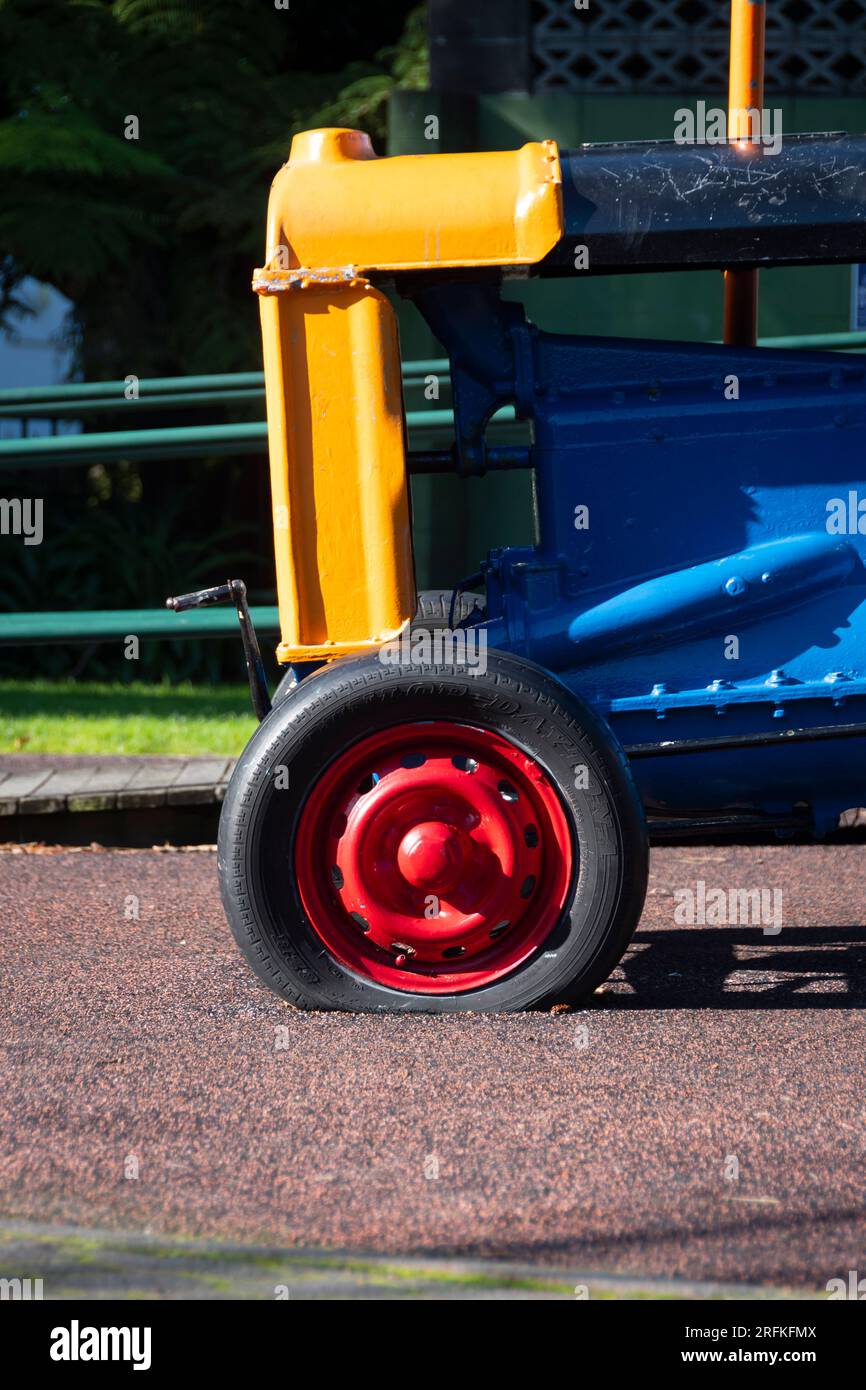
2 843 865 1290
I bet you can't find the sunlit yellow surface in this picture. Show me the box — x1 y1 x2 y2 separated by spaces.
255 128 563 663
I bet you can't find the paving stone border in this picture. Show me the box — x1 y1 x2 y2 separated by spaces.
0 756 235 818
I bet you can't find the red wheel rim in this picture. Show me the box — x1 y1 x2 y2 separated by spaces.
294 722 573 994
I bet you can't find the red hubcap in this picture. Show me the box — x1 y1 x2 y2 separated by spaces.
294 722 573 994
397 820 473 891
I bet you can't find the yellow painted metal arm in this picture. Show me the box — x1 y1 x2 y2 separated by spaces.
258 127 562 279
259 272 414 664
255 128 563 665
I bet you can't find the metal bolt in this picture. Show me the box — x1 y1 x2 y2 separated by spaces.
724 574 747 597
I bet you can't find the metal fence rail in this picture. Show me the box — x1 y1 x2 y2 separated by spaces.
0 408 521 470
0 607 280 646
0 361 451 421
2 334 864 647
0 360 449 406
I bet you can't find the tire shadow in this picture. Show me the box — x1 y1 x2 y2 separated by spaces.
594 925 866 1009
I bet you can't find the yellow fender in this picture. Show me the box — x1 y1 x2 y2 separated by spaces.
255 127 562 664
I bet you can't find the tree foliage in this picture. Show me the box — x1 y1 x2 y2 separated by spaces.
0 0 427 680
0 0 428 377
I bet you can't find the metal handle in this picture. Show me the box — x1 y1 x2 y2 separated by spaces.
165 583 234 612
165 579 272 722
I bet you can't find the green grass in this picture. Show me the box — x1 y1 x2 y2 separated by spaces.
0 1228 819 1301
0 680 256 755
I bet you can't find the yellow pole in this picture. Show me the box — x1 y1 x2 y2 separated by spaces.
723 0 766 347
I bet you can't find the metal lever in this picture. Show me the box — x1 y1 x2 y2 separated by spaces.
166 579 272 723
165 582 235 612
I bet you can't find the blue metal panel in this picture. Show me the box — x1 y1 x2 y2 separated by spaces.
412 286 866 834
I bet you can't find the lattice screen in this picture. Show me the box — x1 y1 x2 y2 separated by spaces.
532 1 866 93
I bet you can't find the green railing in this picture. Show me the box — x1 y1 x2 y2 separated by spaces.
0 358 457 644
2 331 865 646
0 606 281 644
0 361 449 416
0 408 526 470
0 358 525 471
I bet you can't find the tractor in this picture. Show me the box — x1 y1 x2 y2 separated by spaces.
169 8 866 1013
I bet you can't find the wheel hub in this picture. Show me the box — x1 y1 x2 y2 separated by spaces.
396 820 474 892
294 722 573 994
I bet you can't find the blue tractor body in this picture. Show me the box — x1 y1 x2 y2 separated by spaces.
408 133 866 840
486 334 866 836
206 132 866 1013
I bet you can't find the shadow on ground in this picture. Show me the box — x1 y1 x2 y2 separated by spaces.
595 925 866 1009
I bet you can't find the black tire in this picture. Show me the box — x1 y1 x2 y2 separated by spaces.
218 649 647 1014
412 589 486 631
270 590 485 710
